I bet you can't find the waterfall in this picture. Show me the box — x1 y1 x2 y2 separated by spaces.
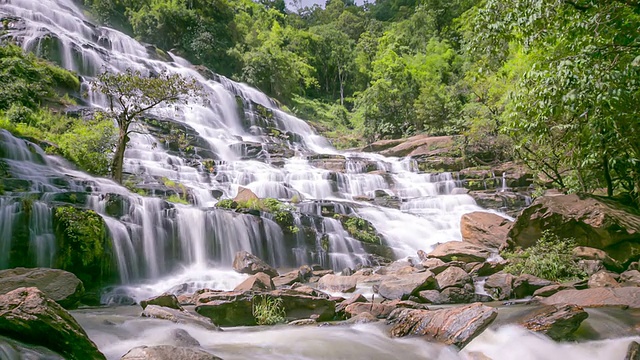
0 0 495 298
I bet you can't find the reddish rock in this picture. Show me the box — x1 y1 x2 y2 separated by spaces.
233 272 275 292
572 246 623 272
377 272 436 300
232 251 278 278
234 186 259 203
621 270 640 287
518 304 589 340
421 258 448 274
532 284 575 298
588 271 620 288
344 302 395 319
484 272 515 300
272 270 303 287
541 287 640 308
435 266 472 290
317 274 357 293
140 293 181 310
460 212 512 250
336 293 368 313
428 242 492 263
513 274 554 298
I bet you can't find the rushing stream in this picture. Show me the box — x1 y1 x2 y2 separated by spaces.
1 0 639 359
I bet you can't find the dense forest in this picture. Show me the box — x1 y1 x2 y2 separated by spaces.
2 0 639 204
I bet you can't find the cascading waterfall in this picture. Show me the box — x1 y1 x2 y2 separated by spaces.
0 0 496 300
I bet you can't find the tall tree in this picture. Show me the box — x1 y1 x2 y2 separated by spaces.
92 69 201 183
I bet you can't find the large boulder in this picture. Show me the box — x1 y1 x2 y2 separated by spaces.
272 270 303 287
512 274 555 298
232 251 278 278
0 287 105 360
541 287 640 308
517 304 589 340
317 274 357 293
233 273 275 292
428 242 492 263
195 292 255 327
588 271 620 288
141 305 219 331
484 272 515 300
140 293 181 310
625 341 640 360
0 268 84 309
572 247 623 272
270 289 336 322
377 272 436 300
621 270 640 287
460 212 512 250
120 345 222 360
508 194 640 253
234 186 259 203
0 335 64 360
344 302 395 319
435 266 472 290
387 303 497 349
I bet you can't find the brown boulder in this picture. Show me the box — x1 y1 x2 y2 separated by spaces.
140 293 181 310
532 284 575 298
232 251 278 278
269 289 336 322
421 258 448 274
272 270 303 287
428 242 492 263
233 272 275 292
0 268 84 309
541 287 640 308
387 303 497 348
460 212 512 250
484 272 515 300
0 287 105 360
513 274 554 298
317 274 357 293
508 194 640 250
572 247 623 272
621 270 640 287
435 266 472 289
518 304 589 340
141 305 219 330
344 302 395 319
470 261 506 277
336 293 367 313
377 272 436 300
588 271 620 288
625 341 640 360
234 186 259 203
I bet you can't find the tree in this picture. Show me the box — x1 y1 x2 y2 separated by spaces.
92 69 201 183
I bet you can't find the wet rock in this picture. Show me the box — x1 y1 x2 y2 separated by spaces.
572 246 623 272
0 268 84 309
377 272 436 300
460 212 512 250
428 242 492 263
141 305 219 330
233 272 275 292
470 261 506 277
299 265 313 280
578 259 606 276
484 272 515 300
438 284 477 304
336 293 367 313
170 329 201 347
625 341 640 360
312 269 334 277
508 194 640 250
140 293 181 310
317 274 357 293
435 266 472 289
620 270 640 287
417 290 442 304
0 287 105 360
289 283 330 298
421 258 448 274
541 287 640 308
288 319 318 326
344 302 395 319
532 284 575 298
518 304 589 340
588 271 620 288
232 251 278 278
387 303 498 349
343 312 379 324
513 274 555 298
272 270 303 287
0 335 65 360
269 289 336 322
233 186 259 203
120 345 222 360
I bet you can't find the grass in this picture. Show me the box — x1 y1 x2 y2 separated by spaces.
252 295 286 325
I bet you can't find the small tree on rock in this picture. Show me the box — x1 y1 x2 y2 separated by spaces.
92 68 201 183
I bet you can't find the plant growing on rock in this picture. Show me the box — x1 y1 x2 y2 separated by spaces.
502 230 585 282
252 295 286 325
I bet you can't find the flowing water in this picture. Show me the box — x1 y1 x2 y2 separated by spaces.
2 1 636 359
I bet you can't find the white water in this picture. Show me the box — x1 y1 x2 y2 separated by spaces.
0 0 492 297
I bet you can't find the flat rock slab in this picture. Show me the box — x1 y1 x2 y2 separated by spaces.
517 304 588 340
541 287 640 308
428 242 492 263
387 302 497 349
121 345 222 360
141 305 219 331
0 268 84 309
317 274 357 293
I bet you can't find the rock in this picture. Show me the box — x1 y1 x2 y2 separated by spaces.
317 274 358 293
572 247 623 272
170 329 201 347
438 284 476 304
272 270 303 287
518 304 589 340
141 305 219 331
312 269 334 277
0 287 105 360
417 290 442 304
377 272 436 300
269 289 336 322
460 212 512 250
421 258 449 274
588 271 620 288
628 262 640 271
606 240 640 266
428 242 492 263
234 186 259 203
0 335 65 360
233 272 275 292
336 293 368 313
232 251 278 278
343 312 379 324
387 303 498 349
140 293 181 310
484 272 515 300
541 288 640 308
289 284 330 298
195 293 255 327
470 261 506 276
621 270 640 287
508 194 640 250
0 268 84 309
435 266 472 289
344 302 395 319
578 259 605 276
513 274 555 298
299 265 313 280
120 345 222 360
532 284 575 298
625 341 640 360
288 319 318 326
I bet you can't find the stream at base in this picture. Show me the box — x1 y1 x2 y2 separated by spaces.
72 305 639 360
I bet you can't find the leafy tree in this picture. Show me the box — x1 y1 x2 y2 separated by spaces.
92 69 201 183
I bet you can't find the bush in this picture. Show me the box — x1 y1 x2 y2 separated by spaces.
252 295 286 325
502 230 585 282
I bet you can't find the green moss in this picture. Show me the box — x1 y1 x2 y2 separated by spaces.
167 194 188 204
339 215 381 244
216 197 299 233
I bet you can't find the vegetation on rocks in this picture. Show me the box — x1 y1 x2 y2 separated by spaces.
338 215 381 244
503 231 586 282
252 295 287 325
217 197 298 233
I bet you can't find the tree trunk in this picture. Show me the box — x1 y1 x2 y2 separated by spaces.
111 128 128 184
602 153 613 197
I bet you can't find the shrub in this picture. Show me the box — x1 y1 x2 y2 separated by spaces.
166 194 188 204
502 230 586 282
252 295 286 325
